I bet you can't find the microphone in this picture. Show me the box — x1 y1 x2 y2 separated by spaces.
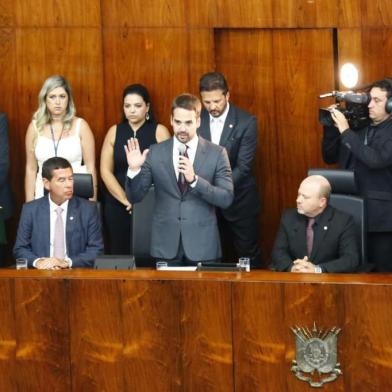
178 143 187 185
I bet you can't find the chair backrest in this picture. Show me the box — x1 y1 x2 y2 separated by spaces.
308 168 367 265
73 173 94 199
131 186 155 266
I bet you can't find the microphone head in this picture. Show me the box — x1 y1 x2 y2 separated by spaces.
178 143 186 155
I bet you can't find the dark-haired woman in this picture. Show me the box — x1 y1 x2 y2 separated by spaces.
100 84 170 254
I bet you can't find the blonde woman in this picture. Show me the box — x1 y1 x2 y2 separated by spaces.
25 75 97 201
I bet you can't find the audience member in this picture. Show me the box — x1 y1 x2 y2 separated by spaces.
100 84 170 254
25 75 97 201
198 72 262 267
271 175 359 273
125 93 233 264
14 157 103 269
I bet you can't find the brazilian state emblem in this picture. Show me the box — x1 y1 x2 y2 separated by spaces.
291 322 342 387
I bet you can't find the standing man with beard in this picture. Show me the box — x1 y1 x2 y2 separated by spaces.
125 93 233 265
323 78 392 271
198 72 262 268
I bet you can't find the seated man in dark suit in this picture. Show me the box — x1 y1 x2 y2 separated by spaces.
14 157 103 269
271 175 359 273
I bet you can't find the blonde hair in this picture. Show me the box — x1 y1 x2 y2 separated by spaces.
32 75 76 143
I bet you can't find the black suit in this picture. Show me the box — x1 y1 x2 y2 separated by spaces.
271 205 359 273
199 104 261 266
322 119 392 270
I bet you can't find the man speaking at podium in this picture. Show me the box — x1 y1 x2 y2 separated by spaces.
14 157 103 269
125 93 234 265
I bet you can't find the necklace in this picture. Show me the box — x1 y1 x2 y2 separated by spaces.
50 122 65 157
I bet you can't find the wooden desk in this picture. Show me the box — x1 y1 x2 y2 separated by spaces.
0 269 391 391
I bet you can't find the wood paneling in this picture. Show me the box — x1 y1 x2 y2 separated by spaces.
102 27 201 130
15 278 70 391
102 0 185 27
338 28 392 86
1 269 392 390
0 1 14 27
0 280 16 392
14 0 101 27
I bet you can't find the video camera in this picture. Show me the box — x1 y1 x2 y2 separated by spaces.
319 91 370 130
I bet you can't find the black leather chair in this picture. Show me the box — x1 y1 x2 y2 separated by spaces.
131 186 155 267
73 173 93 199
308 169 368 267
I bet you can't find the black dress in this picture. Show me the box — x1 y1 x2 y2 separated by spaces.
103 120 158 254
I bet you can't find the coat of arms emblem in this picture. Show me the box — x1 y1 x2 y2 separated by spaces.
291 323 342 387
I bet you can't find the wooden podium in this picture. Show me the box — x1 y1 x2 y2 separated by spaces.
0 269 391 391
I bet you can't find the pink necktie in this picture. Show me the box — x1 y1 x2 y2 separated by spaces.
306 218 315 257
53 207 65 259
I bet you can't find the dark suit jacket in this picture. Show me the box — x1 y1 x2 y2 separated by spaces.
322 119 392 232
199 104 260 221
0 113 13 219
125 137 234 261
13 196 103 267
271 205 359 273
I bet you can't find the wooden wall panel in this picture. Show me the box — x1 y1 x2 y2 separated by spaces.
103 27 190 131
102 0 185 27
341 285 392 390
69 280 124 391
273 29 334 209
338 28 392 86
14 0 101 27
15 279 70 391
181 281 233 390
121 280 182 391
360 0 392 27
0 280 16 391
0 1 14 27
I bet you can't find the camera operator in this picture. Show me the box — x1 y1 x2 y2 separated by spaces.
322 79 392 272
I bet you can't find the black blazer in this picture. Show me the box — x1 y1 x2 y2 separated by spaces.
271 205 359 273
0 113 13 219
199 104 260 220
322 119 392 232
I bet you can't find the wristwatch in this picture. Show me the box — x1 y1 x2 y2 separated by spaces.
314 266 323 273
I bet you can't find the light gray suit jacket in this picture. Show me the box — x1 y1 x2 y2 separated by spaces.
125 137 234 261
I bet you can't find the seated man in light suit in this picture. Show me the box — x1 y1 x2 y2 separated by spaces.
125 93 234 264
14 157 103 269
271 175 359 273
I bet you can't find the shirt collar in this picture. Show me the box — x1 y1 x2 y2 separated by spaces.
173 134 199 151
209 103 230 124
48 195 69 211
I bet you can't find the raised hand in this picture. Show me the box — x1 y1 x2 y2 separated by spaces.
124 138 149 171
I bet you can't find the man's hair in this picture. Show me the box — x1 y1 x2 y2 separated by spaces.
199 72 229 94
372 79 392 99
171 94 201 116
42 157 72 181
319 181 331 200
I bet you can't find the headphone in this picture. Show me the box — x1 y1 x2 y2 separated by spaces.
384 78 392 114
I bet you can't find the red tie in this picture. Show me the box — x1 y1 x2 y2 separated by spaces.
178 145 189 193
306 218 315 257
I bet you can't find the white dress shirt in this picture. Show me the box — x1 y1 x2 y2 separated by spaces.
127 136 199 187
33 196 72 267
209 103 230 145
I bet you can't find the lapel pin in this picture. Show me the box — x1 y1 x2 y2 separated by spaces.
69 216 74 221
324 226 328 230
229 124 233 128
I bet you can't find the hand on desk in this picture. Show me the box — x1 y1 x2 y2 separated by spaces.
35 257 70 270
291 256 317 273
